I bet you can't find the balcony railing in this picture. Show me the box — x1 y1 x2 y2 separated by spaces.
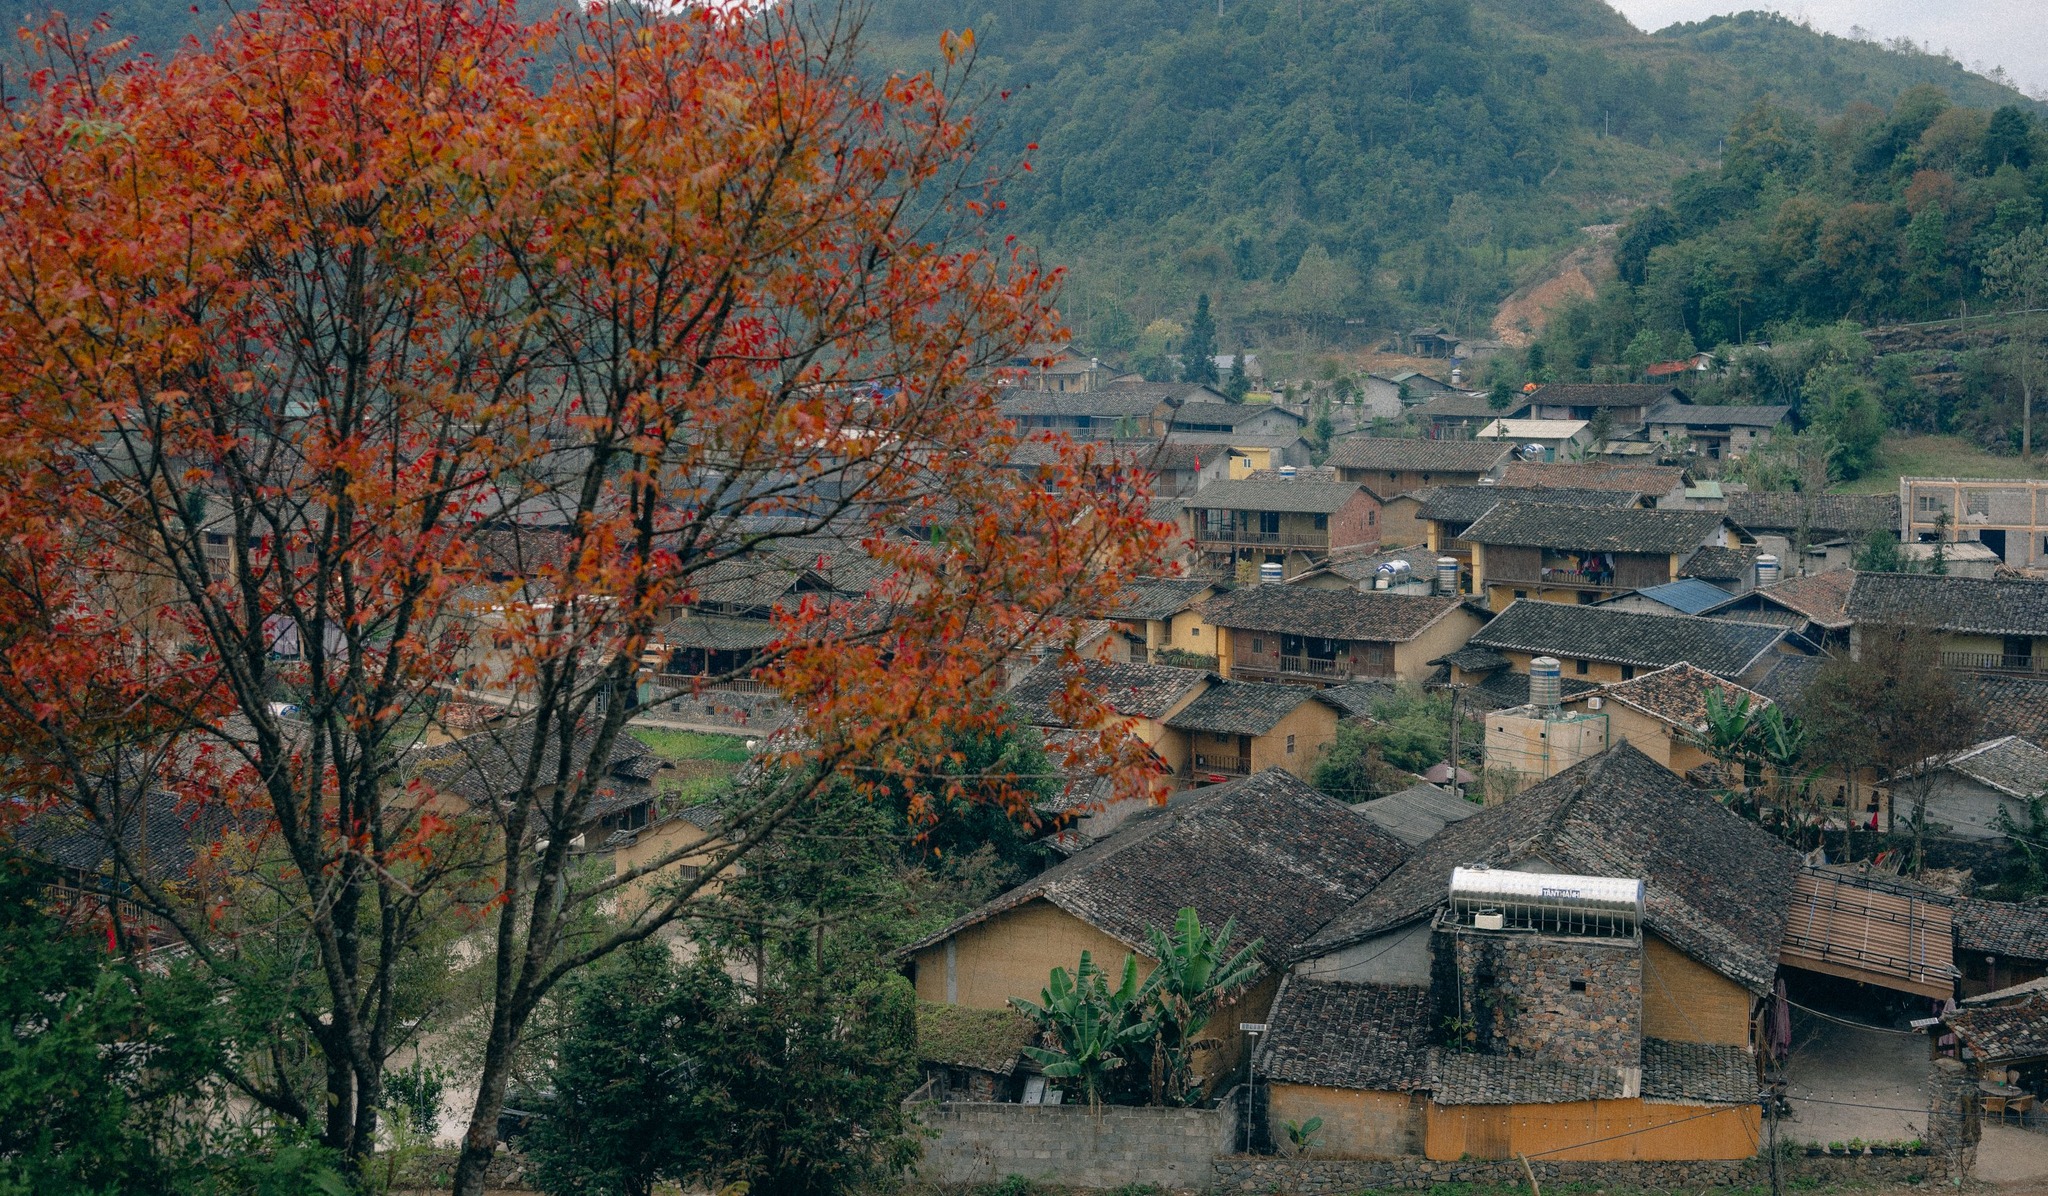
1193 527 1330 548
1941 651 2040 674
1189 752 1251 777
1279 654 1341 677
1482 566 1628 590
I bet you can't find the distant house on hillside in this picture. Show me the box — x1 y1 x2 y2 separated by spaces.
1183 475 1383 579
1472 418 1590 461
998 385 1216 440
1459 598 1797 686
1325 437 1513 499
1461 502 1754 609
1414 391 1528 439
1899 477 2048 568
1526 383 1686 429
1725 491 1899 574
1201 587 1483 686
1361 371 1461 418
1645 399 1789 461
1493 461 1693 508
1004 343 1136 393
1170 401 1304 438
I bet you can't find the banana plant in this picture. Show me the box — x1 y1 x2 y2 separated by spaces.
1011 951 1155 1108
1698 686 1761 796
1138 907 1264 1106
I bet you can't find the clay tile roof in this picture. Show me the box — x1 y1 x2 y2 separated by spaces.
1466 670 1602 712
1680 545 1759 583
915 1002 1036 1074
1944 736 2048 799
1955 899 2048 963
998 390 1181 419
1592 663 1771 733
1470 600 1787 679
1006 661 1213 724
411 718 659 809
1416 486 1642 527
1200 588 1464 642
1641 1040 1758 1105
1165 681 1336 736
1967 674 2048 748
1647 399 1791 428
1846 573 2048 638
1944 991 2048 1063
901 768 1409 971
1463 502 1728 555
1417 392 1529 420
1527 383 1686 409
1320 681 1400 718
1182 477 1368 515
1726 492 1899 538
1730 570 1858 629
1255 979 1434 1091
1295 743 1802 993
1627 579 1736 615
1104 577 1213 621
1172 401 1303 430
1352 782 1481 846
1324 438 1515 472
1433 1054 1631 1105
655 615 783 650
1495 461 1688 494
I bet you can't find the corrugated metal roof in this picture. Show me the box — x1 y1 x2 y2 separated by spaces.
1778 868 1955 999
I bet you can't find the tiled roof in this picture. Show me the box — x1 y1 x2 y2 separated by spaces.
1172 401 1303 429
1961 975 2048 1006
1296 743 1803 993
1640 1040 1758 1105
1183 477 1368 515
1463 502 1727 555
1165 681 1334 737
1944 991 2048 1063
1726 492 1899 538
412 719 662 809
1495 461 1688 494
1099 381 1231 403
902 768 1408 970
1417 392 1527 420
1320 681 1400 719
1680 545 1758 582
1527 383 1686 410
1646 399 1790 428
1591 663 1772 733
1433 1054 1630 1105
1299 545 1434 584
1256 979 1434 1091
1720 570 1857 629
1955 898 2048 962
1968 674 2048 748
1750 654 1827 711
1437 646 1511 672
1201 588 1464 642
916 1002 1035 1074
1352 782 1481 846
999 390 1178 419
1006 660 1213 724
14 788 259 884
1326 438 1514 472
1105 577 1213 621
655 614 783 650
1470 600 1787 679
1846 573 2048 638
1416 486 1641 527
1945 736 2048 799
1466 670 1601 711
1625 579 1734 615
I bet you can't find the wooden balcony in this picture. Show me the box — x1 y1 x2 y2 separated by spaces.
1189 752 1251 777
1941 651 2041 675
1279 654 1341 678
1193 527 1331 549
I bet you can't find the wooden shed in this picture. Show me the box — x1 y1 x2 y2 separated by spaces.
1777 868 1955 999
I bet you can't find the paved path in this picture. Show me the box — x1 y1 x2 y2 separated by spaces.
1978 1123 2048 1190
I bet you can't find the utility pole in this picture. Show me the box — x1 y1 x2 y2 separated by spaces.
1766 1076 1785 1196
1446 685 1463 800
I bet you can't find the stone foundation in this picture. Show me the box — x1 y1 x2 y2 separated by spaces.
1211 1148 1957 1193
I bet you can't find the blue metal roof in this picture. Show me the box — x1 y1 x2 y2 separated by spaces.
1631 578 1733 615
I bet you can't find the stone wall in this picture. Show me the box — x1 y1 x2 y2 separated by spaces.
916 1099 1240 1189
1437 926 1642 1068
1212 1148 1958 1194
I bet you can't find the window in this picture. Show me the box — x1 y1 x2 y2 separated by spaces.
1369 510 1377 525
1514 590 1528 600
1191 626 1201 637
1570 980 1588 993
1574 659 1589 675
1313 514 1328 530
1917 494 1943 514
1620 665 1635 680
1251 637 1263 653
1286 734 1296 755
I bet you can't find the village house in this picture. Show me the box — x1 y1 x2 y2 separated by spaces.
649 544 892 687
1324 437 1514 498
1701 570 1856 652
1261 745 1794 1161
1416 486 1644 576
1644 398 1790 460
1594 578 1734 617
1283 545 1442 593
1458 599 1796 686
1183 474 1383 579
914 1002 1038 1102
1724 491 1900 574
1005 660 1214 780
1350 781 1481 846
1944 986 2048 1099
998 383 1223 440
1360 370 1463 418
1900 476 2048 568
1472 418 1591 461
902 768 1409 1093
1562 663 1770 776
1003 439 1230 499
1004 343 1137 393
1169 400 1305 439
1954 899 2048 999
1845 572 2048 676
1164 680 1344 783
1526 383 1686 429
1463 502 1755 610
1493 461 1694 509
1415 390 1530 439
1878 735 2048 842
1201 586 1484 686
1103 576 1218 665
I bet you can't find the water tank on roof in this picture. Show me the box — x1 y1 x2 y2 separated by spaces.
1372 559 1412 590
1278 464 1297 479
1530 656 1562 710
1260 561 1285 586
1437 557 1460 596
1519 443 1546 461
1449 866 1644 936
1756 554 1780 588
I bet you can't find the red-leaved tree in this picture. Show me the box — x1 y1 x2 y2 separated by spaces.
0 0 1166 1189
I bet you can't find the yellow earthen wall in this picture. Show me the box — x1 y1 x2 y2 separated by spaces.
1266 1084 1423 1158
609 819 730 911
911 898 1144 1010
1425 1099 1759 1161
1395 607 1487 684
1642 936 1756 1046
1248 700 1341 778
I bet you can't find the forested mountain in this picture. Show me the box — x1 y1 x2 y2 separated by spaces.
18 0 2043 352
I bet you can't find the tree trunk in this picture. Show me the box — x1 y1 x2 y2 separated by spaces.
451 1006 521 1196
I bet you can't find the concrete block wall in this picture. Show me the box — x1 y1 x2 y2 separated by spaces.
915 1100 1238 1189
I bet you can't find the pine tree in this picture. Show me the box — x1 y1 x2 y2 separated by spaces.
1224 350 1250 402
1182 294 1218 383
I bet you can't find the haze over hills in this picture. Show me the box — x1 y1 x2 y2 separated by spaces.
859 0 2037 345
